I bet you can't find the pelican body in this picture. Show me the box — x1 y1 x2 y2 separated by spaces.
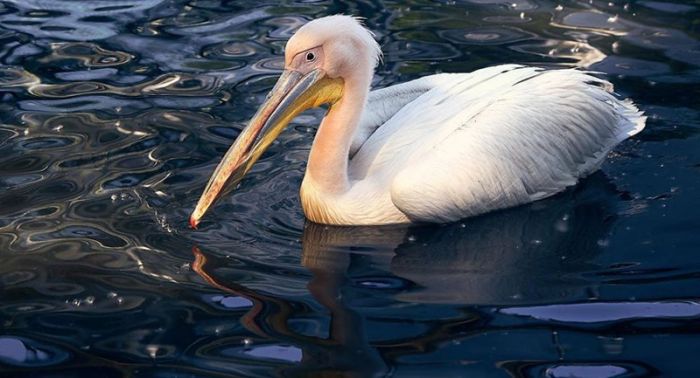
190 15 645 227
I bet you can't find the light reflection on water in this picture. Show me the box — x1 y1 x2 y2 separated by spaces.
1 0 699 376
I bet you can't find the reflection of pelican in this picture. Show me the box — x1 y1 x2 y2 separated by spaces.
302 174 619 305
192 246 389 377
190 177 618 375
191 15 644 227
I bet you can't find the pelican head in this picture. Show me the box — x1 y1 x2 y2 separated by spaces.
190 15 381 228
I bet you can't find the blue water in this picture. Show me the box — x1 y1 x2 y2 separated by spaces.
1 0 699 376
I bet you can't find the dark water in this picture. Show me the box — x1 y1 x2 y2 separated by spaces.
1 0 699 376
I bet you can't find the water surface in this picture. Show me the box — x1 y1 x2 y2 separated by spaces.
1 0 700 376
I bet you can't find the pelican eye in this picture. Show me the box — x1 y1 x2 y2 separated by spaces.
306 52 315 61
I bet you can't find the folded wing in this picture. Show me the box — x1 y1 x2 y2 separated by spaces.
354 65 645 222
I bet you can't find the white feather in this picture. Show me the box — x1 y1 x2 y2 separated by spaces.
303 65 645 225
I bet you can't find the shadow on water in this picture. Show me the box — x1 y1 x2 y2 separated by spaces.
301 174 617 307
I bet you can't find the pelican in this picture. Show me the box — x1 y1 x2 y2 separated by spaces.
190 15 645 227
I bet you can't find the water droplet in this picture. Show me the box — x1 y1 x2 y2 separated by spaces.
555 218 569 233
146 345 158 359
555 4 564 11
599 336 625 355
607 14 619 23
612 41 620 53
407 235 417 242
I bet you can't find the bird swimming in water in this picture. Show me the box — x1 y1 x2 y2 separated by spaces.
190 15 645 228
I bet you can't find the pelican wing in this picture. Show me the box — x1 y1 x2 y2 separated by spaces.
350 75 442 156
352 65 645 223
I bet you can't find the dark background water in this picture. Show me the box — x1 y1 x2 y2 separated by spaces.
1 0 699 376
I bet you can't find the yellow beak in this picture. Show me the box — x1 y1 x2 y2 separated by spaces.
190 69 343 228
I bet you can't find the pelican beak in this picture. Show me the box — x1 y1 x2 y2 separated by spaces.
190 68 343 229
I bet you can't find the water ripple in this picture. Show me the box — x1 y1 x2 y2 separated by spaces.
0 0 166 40
16 72 223 99
439 26 536 45
0 1 699 376
0 336 70 367
501 301 700 323
40 42 132 67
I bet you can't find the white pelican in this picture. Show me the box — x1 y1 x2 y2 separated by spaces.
190 15 645 227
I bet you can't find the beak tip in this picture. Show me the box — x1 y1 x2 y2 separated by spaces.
189 215 199 230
